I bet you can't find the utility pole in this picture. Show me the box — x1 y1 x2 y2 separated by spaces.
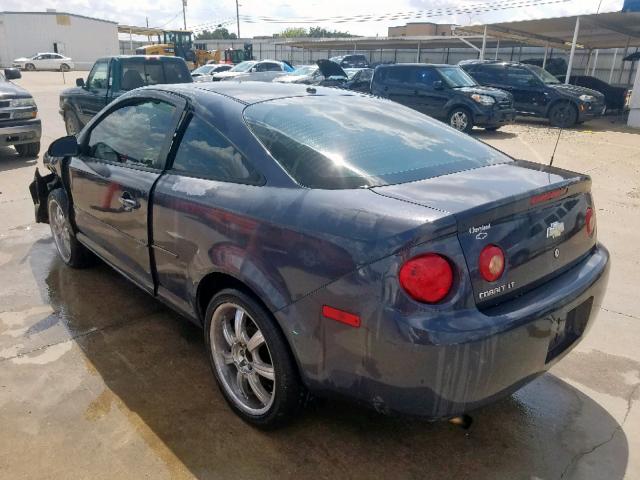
182 0 187 30
236 0 241 38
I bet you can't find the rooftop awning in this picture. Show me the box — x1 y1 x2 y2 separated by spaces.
118 25 164 37
274 35 520 50
457 10 640 50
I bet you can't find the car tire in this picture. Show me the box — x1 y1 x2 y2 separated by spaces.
25 63 35 71
204 288 306 429
64 110 82 136
15 142 40 158
60 63 71 72
47 189 95 269
548 102 578 128
448 107 474 133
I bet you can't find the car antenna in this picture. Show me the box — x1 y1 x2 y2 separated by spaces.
549 126 563 167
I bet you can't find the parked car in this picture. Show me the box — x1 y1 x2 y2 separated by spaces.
342 68 373 93
0 68 41 157
13 53 74 72
191 64 233 82
557 74 629 111
272 60 347 86
371 63 515 132
211 60 257 81
59 55 192 135
222 60 294 83
30 82 609 428
460 61 606 127
329 54 369 68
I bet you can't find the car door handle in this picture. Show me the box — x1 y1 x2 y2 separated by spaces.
118 192 139 211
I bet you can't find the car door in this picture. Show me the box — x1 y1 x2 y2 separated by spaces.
76 59 110 124
152 109 264 315
32 54 46 69
50 54 64 69
69 91 186 291
379 67 414 107
412 66 449 119
501 66 548 115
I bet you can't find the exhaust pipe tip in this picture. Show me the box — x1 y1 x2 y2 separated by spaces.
448 414 473 430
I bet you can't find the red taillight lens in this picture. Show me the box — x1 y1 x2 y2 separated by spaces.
399 254 453 303
585 207 595 236
479 244 505 282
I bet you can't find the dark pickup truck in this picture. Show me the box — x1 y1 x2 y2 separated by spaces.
59 55 192 135
0 68 41 157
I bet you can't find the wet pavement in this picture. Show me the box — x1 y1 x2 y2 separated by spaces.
1 72 639 479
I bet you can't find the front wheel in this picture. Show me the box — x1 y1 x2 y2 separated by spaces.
25 63 35 71
47 189 94 268
448 107 473 133
15 142 40 158
548 102 578 128
205 289 305 429
64 110 82 135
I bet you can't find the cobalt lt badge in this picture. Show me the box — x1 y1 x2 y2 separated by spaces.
546 221 565 239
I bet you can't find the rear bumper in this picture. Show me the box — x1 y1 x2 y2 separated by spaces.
279 243 609 419
475 108 517 127
0 120 41 147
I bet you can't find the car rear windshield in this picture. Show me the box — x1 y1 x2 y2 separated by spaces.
244 95 510 189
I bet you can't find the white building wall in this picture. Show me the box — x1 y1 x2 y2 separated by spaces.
0 12 119 70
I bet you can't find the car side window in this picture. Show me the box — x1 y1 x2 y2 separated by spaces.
414 67 440 87
504 67 538 87
87 99 176 169
256 62 281 72
383 68 411 86
171 115 262 184
86 61 109 90
164 62 190 83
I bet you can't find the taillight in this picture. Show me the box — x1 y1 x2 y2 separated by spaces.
479 244 505 282
586 207 595 236
399 253 453 303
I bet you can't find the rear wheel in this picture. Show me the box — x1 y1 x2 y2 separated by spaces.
204 289 305 429
15 142 40 158
25 63 35 71
64 110 82 135
448 107 473 133
47 189 94 268
548 102 578 128
60 63 70 72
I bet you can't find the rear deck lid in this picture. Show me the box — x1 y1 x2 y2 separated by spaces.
373 161 597 306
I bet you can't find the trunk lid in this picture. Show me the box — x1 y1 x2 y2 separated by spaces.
373 161 596 307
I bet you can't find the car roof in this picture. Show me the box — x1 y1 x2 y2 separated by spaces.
102 55 186 61
378 63 457 68
153 81 362 105
460 60 531 68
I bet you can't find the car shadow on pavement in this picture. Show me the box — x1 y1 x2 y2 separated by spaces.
0 146 37 171
34 243 629 480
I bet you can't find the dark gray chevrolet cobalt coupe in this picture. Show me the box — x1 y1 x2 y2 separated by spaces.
30 82 609 428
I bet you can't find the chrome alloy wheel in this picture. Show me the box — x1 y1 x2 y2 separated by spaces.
49 199 72 263
450 111 469 131
210 303 275 415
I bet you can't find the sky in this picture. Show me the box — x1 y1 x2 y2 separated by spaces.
1 0 625 38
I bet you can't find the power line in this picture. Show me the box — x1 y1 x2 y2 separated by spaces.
237 0 571 24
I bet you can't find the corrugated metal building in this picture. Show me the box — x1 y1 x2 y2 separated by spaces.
0 11 119 69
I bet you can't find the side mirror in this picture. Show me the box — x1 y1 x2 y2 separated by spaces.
249 67 257 73
76 78 85 87
4 68 21 80
433 80 444 90
47 135 79 157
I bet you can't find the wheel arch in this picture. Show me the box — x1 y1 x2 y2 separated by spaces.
545 97 578 118
195 270 307 384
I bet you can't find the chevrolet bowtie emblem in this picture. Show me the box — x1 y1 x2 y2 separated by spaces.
546 221 565 239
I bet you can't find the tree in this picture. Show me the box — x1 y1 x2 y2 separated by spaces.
273 27 356 38
195 28 237 40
